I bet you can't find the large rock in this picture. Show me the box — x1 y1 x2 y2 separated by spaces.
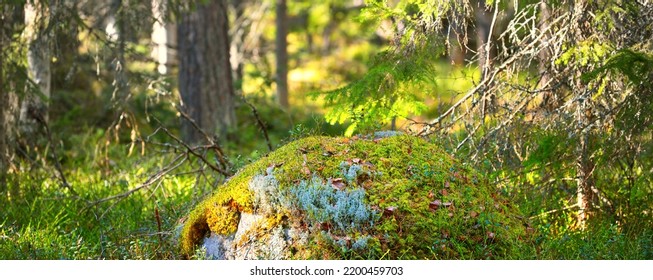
179 134 530 259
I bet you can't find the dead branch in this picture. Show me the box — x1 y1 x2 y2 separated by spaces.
157 123 232 177
31 106 77 196
241 95 273 152
85 153 187 216
175 106 230 170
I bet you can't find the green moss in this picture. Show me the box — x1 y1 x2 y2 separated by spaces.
180 135 531 259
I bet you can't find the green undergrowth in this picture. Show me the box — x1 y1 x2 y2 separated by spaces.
180 135 534 259
0 135 198 259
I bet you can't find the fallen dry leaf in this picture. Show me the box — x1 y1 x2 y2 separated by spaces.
439 189 448 196
330 178 346 190
429 200 442 210
470 210 479 218
383 206 397 216
487 231 496 239
352 158 361 163
428 190 435 198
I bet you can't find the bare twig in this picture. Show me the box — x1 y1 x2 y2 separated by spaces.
175 106 230 170
85 153 187 218
241 96 273 152
31 106 77 196
157 124 232 177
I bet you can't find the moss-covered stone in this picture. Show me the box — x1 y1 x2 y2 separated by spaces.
179 135 531 259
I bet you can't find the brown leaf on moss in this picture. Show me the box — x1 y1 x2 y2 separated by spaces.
526 227 535 235
330 178 345 190
444 181 450 188
470 210 479 218
428 190 435 198
487 231 496 239
429 199 442 210
383 206 397 217
440 189 448 196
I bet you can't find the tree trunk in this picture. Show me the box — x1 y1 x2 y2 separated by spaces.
230 0 247 88
178 0 236 143
474 1 492 80
537 2 560 112
474 0 495 117
107 0 129 106
0 5 19 190
20 0 53 139
151 0 177 74
275 0 289 108
576 96 596 229
571 0 597 229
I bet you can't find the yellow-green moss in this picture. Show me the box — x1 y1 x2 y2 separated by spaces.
180 135 531 259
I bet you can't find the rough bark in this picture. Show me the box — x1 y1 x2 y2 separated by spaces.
275 0 289 108
178 0 236 143
1 6 17 189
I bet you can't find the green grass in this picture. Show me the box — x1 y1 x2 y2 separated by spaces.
0 138 199 259
1 88 651 260
2 131 651 260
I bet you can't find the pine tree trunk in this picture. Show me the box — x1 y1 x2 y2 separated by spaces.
275 0 289 108
1 6 10 189
1 5 21 190
571 0 596 229
178 0 236 143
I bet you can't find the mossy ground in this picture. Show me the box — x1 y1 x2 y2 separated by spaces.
180 135 533 259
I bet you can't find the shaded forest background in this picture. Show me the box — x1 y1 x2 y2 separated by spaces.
0 0 652 259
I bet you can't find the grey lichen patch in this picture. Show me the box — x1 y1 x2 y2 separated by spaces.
372 130 403 139
249 174 288 215
291 176 376 232
340 162 366 183
202 232 234 260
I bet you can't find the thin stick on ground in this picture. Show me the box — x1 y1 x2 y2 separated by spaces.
85 153 186 216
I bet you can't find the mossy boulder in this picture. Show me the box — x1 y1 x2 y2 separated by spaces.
179 134 530 259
